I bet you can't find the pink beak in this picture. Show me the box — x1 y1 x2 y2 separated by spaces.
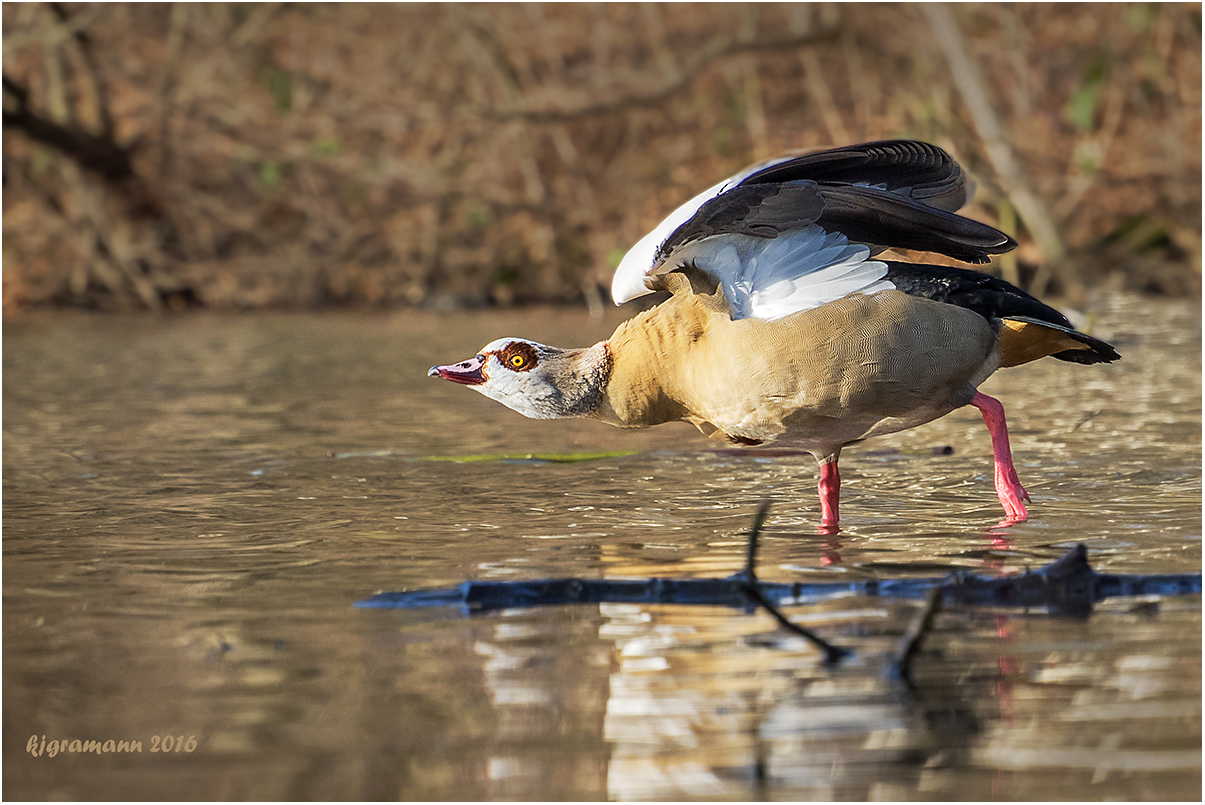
428 355 486 386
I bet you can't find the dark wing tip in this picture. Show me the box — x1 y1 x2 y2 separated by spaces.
742 139 970 212
819 185 1015 263
1053 339 1121 365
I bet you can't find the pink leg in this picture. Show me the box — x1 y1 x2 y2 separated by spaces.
818 459 840 528
969 391 1029 521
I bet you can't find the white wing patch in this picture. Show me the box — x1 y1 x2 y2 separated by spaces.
611 155 796 305
659 224 893 321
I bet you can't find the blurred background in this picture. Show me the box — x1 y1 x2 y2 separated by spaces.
2 2 1201 314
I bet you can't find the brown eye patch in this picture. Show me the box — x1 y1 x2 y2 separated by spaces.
497 342 538 372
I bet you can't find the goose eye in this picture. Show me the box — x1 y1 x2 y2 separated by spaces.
498 343 537 372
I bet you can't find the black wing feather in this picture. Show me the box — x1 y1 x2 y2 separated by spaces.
883 261 1067 323
818 185 1016 264
655 180 825 265
742 140 969 212
883 261 1119 364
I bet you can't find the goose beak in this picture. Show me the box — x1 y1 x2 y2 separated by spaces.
429 355 487 386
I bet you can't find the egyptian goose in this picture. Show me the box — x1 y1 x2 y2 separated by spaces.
429 141 1118 527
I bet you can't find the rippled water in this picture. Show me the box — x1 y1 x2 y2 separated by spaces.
4 294 1200 799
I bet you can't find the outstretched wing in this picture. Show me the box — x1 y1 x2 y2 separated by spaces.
612 140 1015 319
739 139 972 211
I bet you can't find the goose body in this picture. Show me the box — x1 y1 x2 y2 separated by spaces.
430 141 1118 527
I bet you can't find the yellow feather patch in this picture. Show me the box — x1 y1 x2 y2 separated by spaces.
997 319 1090 368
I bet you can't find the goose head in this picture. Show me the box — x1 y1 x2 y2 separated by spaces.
428 337 610 420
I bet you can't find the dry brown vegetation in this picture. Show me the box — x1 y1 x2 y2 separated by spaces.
2 3 1200 313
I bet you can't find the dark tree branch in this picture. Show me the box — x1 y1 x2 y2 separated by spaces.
893 587 944 683
3 72 136 183
359 542 1201 613
3 74 30 108
737 500 851 665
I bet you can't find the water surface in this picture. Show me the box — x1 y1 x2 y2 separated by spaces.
4 294 1200 799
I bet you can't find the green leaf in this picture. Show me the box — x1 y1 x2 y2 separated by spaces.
259 160 282 189
313 136 341 156
259 65 293 113
462 201 491 229
1065 84 1101 132
31 147 52 176
1124 3 1154 32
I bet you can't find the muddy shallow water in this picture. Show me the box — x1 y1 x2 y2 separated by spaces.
3 293 1200 800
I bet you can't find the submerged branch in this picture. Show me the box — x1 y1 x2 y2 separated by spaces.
358 496 1199 668
358 504 1201 653
358 545 1199 611
736 501 850 665
893 587 944 682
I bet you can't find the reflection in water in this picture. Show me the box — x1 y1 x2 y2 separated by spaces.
460 599 1200 800
3 295 1200 799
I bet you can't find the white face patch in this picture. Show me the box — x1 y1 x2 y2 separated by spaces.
468 338 570 420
